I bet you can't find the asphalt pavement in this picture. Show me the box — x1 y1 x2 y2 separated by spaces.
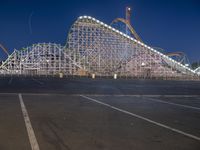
0 77 200 150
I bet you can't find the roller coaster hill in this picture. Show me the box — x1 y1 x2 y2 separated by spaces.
0 14 199 80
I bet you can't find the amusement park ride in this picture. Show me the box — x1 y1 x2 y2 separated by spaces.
0 7 199 79
0 43 9 57
111 7 191 67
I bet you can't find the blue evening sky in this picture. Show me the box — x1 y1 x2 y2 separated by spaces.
0 0 199 62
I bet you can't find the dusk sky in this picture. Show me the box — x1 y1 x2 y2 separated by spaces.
0 0 200 62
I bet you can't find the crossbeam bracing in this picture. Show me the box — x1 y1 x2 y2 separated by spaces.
0 16 199 80
67 16 197 79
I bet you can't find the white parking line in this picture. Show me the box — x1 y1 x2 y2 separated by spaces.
18 94 40 150
31 78 44 85
80 95 200 141
80 94 200 97
142 96 200 111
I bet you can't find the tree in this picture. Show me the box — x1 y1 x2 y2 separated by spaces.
191 61 200 69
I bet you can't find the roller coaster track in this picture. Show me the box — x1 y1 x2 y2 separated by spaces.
68 16 196 76
166 52 190 65
195 67 200 74
111 18 143 42
0 43 9 56
111 18 191 66
0 16 198 79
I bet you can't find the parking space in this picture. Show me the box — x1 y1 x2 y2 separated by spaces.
0 93 200 150
86 95 200 137
145 96 200 108
0 77 200 150
0 94 31 150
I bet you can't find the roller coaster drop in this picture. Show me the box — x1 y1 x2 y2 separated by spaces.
0 15 199 80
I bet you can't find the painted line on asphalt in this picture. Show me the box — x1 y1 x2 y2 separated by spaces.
143 96 200 111
31 78 44 85
80 94 200 98
80 95 200 141
18 94 40 150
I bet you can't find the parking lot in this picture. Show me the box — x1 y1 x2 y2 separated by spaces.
0 77 200 150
